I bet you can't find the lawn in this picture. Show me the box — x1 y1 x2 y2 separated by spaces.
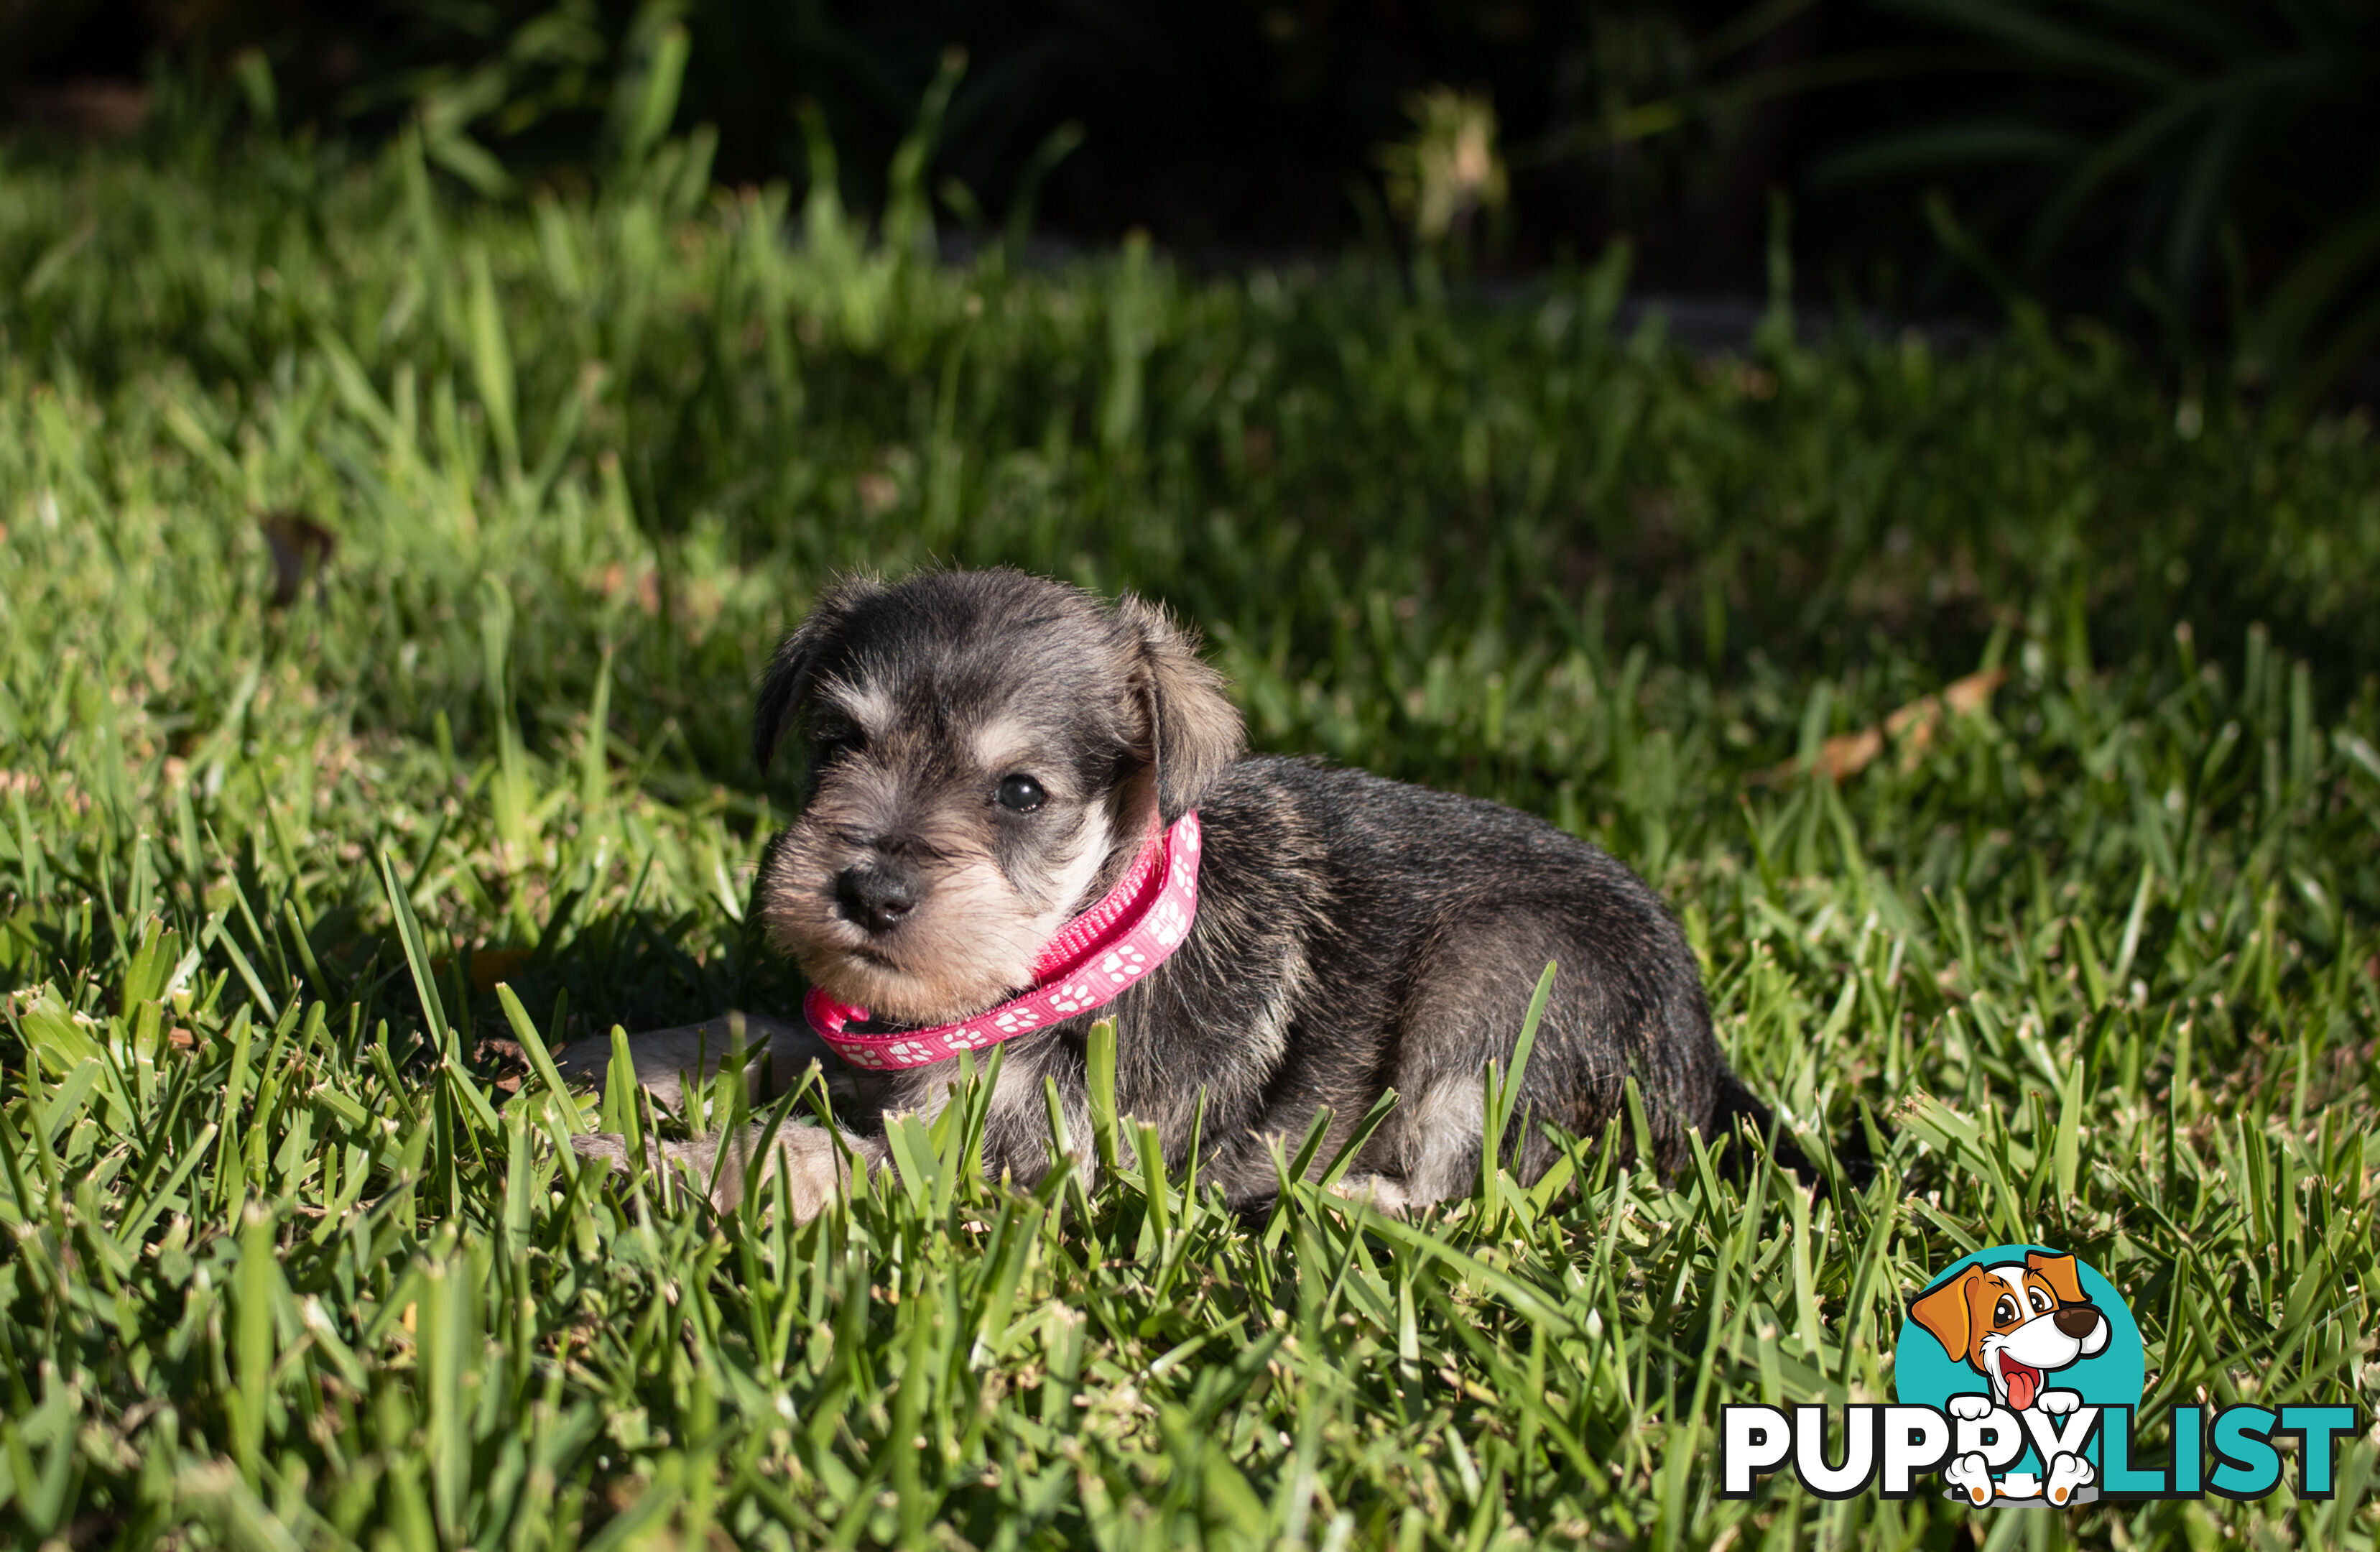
1 125 2377 1551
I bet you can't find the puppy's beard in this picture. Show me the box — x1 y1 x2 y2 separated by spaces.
773 855 1047 1024
761 808 1114 1026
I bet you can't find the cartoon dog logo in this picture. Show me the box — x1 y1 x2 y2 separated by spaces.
1909 1251 2110 1505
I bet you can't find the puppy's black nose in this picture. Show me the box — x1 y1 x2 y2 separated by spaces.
2053 1305 2101 1339
835 865 919 935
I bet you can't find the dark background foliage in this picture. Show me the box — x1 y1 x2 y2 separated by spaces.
6 0 2379 400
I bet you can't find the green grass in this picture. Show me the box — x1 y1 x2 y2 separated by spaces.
1 127 2379 1551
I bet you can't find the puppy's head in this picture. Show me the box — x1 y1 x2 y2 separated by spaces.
751 569 1243 1025
1909 1252 2108 1410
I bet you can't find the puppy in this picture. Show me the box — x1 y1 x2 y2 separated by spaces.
1909 1252 2110 1506
561 568 1799 1215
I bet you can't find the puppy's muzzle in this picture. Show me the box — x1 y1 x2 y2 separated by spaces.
835 862 920 936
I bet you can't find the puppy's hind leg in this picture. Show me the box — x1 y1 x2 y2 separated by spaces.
1358 908 1703 1206
1348 915 1561 1212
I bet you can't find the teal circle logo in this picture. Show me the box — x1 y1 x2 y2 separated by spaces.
1893 1244 2145 1506
1721 1243 2353 1506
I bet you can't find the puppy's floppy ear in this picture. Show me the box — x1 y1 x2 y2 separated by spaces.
754 576 879 772
1115 593 1244 823
1910 1270 1979 1363
2025 1252 2087 1306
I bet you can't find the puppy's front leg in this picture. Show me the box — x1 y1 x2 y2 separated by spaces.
682 1121 889 1219
552 1012 855 1112
557 1012 881 1219
670 1040 1084 1216
573 1121 888 1219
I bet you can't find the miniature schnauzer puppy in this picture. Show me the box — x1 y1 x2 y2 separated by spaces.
560 568 1798 1214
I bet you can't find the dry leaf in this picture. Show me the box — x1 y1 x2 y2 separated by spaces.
1759 668 2007 785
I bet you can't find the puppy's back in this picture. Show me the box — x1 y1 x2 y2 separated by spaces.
1182 757 1750 1173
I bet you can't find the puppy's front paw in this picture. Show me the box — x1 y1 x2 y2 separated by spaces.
1947 1393 1995 1422
567 1123 855 1221
572 1132 634 1172
2047 1451 2093 1504
761 1123 851 1221
2037 1389 2083 1416
702 1122 854 1221
569 1130 708 1190
1328 1174 1418 1217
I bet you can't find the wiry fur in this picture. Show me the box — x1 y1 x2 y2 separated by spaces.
565 568 1805 1214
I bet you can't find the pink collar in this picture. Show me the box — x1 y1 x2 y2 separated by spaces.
803 810 1203 1070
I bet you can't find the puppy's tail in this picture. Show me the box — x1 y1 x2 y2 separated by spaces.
1710 1074 1877 1193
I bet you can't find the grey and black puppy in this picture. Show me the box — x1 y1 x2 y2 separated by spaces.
561 568 1801 1214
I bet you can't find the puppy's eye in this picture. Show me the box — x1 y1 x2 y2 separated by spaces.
996 775 1045 813
2030 1289 2053 1313
1995 1297 2019 1325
